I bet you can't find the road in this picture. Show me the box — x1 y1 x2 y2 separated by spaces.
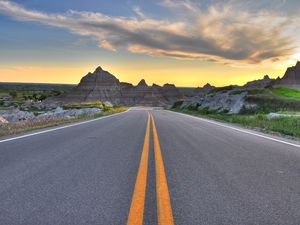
0 108 300 225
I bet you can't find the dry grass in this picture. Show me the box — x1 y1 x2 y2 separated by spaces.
0 106 128 137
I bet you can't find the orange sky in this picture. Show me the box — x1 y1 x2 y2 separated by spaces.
0 62 290 87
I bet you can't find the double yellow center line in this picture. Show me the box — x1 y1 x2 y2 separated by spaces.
127 112 174 225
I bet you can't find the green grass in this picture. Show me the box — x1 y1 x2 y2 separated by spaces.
208 85 235 94
177 87 196 97
277 111 300 116
270 87 300 100
244 93 300 114
172 86 300 138
0 106 128 137
0 84 69 104
63 101 104 109
172 108 300 138
229 89 245 95
63 101 114 111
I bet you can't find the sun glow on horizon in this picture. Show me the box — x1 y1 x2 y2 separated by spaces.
291 53 300 63
0 62 288 88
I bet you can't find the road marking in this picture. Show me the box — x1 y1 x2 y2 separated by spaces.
0 110 129 144
127 112 151 225
151 114 175 225
170 110 300 149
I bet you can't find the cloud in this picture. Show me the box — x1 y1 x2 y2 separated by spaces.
160 0 200 13
132 6 146 19
0 0 298 66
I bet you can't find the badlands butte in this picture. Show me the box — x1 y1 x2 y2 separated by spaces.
60 62 300 106
60 66 183 106
58 62 300 110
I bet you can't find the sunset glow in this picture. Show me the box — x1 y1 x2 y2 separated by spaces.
0 0 299 86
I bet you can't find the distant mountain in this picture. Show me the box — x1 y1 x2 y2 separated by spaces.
274 62 300 89
61 66 183 106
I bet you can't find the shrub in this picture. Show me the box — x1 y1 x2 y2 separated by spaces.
229 90 245 95
172 100 184 109
9 91 17 99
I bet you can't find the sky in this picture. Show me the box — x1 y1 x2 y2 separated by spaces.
0 0 300 87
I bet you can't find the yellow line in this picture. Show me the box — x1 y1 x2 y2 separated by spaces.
151 114 175 225
126 112 151 225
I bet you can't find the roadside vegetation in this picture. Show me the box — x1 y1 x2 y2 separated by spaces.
0 105 127 137
247 87 300 113
270 87 300 100
63 101 112 110
173 86 300 139
0 83 128 137
0 83 73 110
172 108 300 138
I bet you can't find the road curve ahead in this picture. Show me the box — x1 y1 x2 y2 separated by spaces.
1 108 300 225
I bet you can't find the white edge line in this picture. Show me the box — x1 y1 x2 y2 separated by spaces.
169 110 300 149
0 109 130 144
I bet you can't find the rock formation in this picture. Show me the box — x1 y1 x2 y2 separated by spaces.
244 75 273 88
193 83 215 95
2 109 35 122
0 116 8 123
36 107 102 120
61 66 183 106
274 62 300 89
180 89 252 114
62 66 122 104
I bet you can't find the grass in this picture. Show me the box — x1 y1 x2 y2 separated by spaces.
63 101 105 109
270 87 300 100
244 92 300 113
0 84 71 105
177 87 196 97
172 108 300 138
63 101 115 112
208 85 236 94
171 86 300 138
0 106 128 137
277 111 300 116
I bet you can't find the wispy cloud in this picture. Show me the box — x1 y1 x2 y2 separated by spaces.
0 0 298 66
132 6 146 19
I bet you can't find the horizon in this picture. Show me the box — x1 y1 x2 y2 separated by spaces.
0 64 285 88
1 0 300 86
0 61 300 88
0 61 298 88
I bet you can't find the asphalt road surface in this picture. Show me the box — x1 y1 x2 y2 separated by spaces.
1 108 300 225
